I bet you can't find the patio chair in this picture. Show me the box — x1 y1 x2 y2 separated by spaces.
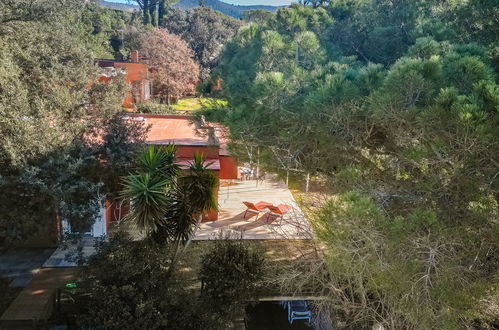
266 204 293 222
242 201 273 218
287 300 312 324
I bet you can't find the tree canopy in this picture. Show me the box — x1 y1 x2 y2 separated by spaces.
140 28 200 104
211 1 499 328
161 6 243 80
0 0 146 247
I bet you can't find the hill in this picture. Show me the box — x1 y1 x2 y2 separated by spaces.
98 0 281 18
97 0 139 11
174 0 280 18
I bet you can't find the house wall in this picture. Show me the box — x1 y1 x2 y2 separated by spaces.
113 62 148 84
176 145 219 159
113 62 149 109
219 156 238 179
97 61 150 109
105 199 128 228
103 177 218 232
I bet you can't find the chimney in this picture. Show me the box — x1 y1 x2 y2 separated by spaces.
130 50 139 62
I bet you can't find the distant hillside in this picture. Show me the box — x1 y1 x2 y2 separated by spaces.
98 0 281 18
98 0 139 12
174 0 281 18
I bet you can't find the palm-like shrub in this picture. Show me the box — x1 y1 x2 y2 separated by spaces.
121 172 170 233
121 145 178 234
181 153 218 216
137 144 178 179
121 146 219 257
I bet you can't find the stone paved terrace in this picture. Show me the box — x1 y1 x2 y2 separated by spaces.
42 236 96 268
43 177 313 268
0 248 55 287
194 179 313 240
0 267 77 327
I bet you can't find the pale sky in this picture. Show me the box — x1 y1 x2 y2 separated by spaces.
223 0 292 5
114 0 293 7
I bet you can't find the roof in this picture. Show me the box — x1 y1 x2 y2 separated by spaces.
209 122 231 156
126 114 217 147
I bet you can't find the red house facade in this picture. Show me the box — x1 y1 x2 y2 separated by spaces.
97 114 239 237
96 51 152 109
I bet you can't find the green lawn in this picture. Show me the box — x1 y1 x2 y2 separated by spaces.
172 97 227 111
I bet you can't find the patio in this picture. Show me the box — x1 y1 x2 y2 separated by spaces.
195 178 313 240
42 236 96 268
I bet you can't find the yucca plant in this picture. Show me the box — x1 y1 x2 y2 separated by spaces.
178 152 219 252
122 148 219 273
121 145 177 235
121 172 170 234
137 144 178 179
182 152 218 215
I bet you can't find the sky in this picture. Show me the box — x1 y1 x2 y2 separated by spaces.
114 0 293 6
222 0 292 5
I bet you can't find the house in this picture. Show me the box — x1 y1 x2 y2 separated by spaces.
62 114 239 239
96 51 152 110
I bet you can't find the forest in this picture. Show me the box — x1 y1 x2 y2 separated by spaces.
0 0 498 329
212 0 499 328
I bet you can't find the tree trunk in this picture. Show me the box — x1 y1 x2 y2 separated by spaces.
158 0 167 27
182 214 202 253
149 2 158 27
143 0 151 25
167 234 182 277
168 214 202 277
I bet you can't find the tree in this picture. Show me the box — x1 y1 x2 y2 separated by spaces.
0 1 145 248
140 28 200 104
162 7 243 80
212 2 499 328
243 9 275 24
121 145 178 234
130 0 178 27
200 239 265 317
75 232 264 329
121 146 219 270
0 0 82 24
76 232 219 330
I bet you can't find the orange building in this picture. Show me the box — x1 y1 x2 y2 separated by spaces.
96 51 152 109
98 114 239 237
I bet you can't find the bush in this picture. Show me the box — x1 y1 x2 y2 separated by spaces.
136 101 175 114
200 239 265 315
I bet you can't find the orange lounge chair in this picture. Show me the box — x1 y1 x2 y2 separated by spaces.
266 204 293 221
243 201 273 218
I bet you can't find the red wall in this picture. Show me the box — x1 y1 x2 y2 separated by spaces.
219 156 238 179
98 61 149 109
114 62 149 109
114 62 149 83
176 145 219 159
105 199 129 231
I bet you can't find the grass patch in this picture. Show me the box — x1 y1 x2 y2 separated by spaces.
172 97 227 111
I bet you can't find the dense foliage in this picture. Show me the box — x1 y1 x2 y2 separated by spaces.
162 7 243 80
213 1 499 328
76 233 210 329
77 233 263 329
0 1 145 247
200 239 265 314
140 28 200 103
174 0 279 19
